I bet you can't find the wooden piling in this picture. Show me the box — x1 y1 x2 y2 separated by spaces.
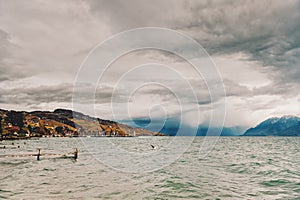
37 148 41 161
74 148 78 160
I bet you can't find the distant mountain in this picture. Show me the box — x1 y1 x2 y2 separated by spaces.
162 126 245 136
0 108 162 140
243 115 300 136
122 118 246 136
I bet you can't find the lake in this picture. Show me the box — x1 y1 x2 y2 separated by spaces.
0 137 299 199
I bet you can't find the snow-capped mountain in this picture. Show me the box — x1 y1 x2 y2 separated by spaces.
243 115 300 136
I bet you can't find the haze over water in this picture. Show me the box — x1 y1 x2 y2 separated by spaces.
0 137 299 199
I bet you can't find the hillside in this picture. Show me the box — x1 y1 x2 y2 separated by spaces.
243 115 300 136
0 108 162 140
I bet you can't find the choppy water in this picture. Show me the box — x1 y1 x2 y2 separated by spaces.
0 137 299 199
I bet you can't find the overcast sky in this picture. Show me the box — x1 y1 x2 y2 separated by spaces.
0 0 299 128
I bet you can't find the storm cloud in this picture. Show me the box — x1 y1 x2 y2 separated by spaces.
0 0 299 127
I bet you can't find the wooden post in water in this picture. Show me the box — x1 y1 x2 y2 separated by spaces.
37 148 41 161
74 148 78 160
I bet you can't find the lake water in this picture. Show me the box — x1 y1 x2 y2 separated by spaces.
0 137 299 199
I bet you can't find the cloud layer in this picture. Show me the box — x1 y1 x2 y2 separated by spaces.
0 0 299 127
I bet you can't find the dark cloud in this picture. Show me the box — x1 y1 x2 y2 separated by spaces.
0 0 299 126
88 0 300 87
178 1 300 86
0 83 125 106
0 84 73 106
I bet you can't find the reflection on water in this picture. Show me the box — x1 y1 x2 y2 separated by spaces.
0 137 299 199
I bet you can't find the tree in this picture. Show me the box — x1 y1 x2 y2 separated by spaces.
55 126 65 136
6 111 24 129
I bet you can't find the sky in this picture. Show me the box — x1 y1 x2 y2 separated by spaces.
0 0 299 129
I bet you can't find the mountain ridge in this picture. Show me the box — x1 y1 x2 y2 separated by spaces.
243 115 300 136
